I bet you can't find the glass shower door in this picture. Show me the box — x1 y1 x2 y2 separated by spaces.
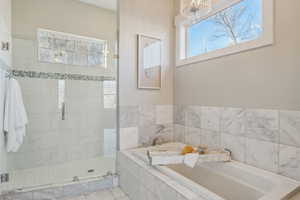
5 75 116 191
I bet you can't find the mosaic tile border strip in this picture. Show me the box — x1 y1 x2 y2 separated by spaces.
8 70 115 82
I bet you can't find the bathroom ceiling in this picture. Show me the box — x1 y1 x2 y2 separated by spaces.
78 0 117 11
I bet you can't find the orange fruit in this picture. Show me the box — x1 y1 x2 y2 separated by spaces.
181 145 195 155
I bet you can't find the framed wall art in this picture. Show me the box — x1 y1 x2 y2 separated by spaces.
137 34 162 89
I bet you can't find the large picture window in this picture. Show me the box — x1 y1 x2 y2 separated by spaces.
176 0 274 66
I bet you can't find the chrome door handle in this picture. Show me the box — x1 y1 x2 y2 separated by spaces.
61 102 66 120
1 42 9 51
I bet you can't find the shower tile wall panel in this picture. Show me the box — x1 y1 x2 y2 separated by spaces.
117 152 198 200
173 105 300 181
12 38 116 77
120 105 174 148
7 79 113 171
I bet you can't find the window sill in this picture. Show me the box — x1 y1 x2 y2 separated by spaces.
176 36 273 67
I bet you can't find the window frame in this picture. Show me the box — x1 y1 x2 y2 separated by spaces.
175 0 274 67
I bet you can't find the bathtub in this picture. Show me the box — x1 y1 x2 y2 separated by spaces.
128 143 300 200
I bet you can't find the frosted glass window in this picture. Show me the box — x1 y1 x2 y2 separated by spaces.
38 29 108 67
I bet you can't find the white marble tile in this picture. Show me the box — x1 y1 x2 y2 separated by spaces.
3 192 33 200
221 133 246 162
156 105 173 124
32 187 63 200
139 168 156 192
245 138 279 173
174 124 185 143
174 105 186 126
279 145 300 181
119 171 130 196
87 179 112 193
201 107 221 132
156 124 174 143
155 181 178 200
186 106 201 128
280 110 300 148
85 190 114 200
138 125 156 146
245 109 279 143
115 196 130 200
60 195 86 200
125 159 142 181
62 183 89 198
139 105 155 127
185 127 201 146
221 108 246 136
110 187 126 199
200 129 221 149
120 106 139 128
119 127 139 150
120 171 139 200
139 186 158 200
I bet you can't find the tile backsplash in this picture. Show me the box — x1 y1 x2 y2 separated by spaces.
119 105 174 148
173 105 300 181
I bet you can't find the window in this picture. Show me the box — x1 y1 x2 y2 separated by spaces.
103 81 116 109
38 29 108 67
176 0 274 66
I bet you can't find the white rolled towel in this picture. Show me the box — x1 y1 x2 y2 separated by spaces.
147 150 183 166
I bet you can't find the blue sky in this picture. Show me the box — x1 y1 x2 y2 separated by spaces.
188 0 262 57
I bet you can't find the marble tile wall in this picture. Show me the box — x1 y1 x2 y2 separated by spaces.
119 105 174 149
174 105 300 181
117 152 199 200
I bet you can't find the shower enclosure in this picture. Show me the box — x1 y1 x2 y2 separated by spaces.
0 0 118 193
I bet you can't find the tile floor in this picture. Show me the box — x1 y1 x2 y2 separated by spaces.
3 157 115 192
60 187 129 200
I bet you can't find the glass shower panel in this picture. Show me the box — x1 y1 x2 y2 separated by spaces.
3 0 118 193
5 76 116 191
7 78 60 189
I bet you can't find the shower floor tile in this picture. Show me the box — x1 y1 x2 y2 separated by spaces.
59 187 129 200
4 157 115 192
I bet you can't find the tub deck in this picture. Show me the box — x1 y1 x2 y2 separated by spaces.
126 143 300 200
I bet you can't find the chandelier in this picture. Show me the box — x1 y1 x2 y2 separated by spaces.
181 0 213 20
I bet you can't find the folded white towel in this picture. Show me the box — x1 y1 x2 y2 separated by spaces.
4 78 28 152
147 150 183 166
183 153 199 168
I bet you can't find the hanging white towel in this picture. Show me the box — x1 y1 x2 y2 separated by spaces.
4 78 28 152
0 70 6 133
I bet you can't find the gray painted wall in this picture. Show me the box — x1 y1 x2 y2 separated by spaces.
119 0 175 106
175 0 300 110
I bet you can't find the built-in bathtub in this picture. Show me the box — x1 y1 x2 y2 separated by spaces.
118 143 300 200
